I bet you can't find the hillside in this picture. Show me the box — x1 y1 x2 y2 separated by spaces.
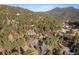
0 5 79 55
47 7 79 19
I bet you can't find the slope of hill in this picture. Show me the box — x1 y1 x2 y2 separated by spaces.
47 7 79 19
0 5 79 55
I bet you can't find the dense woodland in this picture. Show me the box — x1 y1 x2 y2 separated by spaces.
0 5 79 55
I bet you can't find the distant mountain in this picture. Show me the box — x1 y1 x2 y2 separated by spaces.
47 7 79 19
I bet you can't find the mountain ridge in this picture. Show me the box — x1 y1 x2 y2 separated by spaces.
47 7 79 19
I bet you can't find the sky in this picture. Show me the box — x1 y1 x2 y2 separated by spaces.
8 4 79 12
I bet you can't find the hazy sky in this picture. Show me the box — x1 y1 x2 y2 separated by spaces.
8 4 79 12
